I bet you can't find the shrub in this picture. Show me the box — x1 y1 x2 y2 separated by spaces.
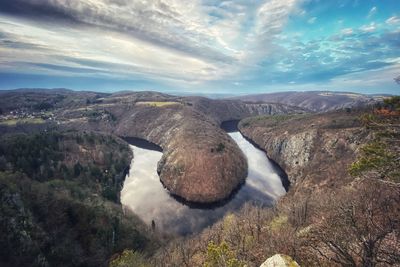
349 140 399 182
204 241 244 267
109 250 151 267
216 143 225 152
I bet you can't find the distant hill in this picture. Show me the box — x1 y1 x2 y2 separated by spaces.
230 91 389 112
0 88 108 113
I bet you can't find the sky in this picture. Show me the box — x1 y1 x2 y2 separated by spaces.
0 0 399 95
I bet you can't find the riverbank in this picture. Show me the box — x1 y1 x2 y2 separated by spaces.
221 120 290 191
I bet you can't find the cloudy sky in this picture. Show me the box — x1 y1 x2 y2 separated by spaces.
0 0 399 94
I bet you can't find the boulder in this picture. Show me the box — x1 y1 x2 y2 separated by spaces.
260 254 300 267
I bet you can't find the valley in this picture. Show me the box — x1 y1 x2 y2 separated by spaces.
2 1 399 266
0 89 399 267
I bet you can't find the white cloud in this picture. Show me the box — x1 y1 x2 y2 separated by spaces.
258 64 400 94
247 0 300 64
255 0 298 37
0 16 228 83
367 6 377 18
329 64 400 89
0 0 303 86
341 28 353 35
5 0 301 68
6 0 233 63
307 17 317 24
360 23 376 32
386 16 400 25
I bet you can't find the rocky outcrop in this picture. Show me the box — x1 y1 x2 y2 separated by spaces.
260 254 300 267
184 96 308 123
240 125 317 185
239 112 371 193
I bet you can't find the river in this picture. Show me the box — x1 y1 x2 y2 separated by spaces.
120 131 286 235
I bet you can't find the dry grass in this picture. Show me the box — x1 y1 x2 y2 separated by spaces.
136 101 180 107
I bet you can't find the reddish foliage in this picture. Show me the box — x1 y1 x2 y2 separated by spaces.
374 108 400 116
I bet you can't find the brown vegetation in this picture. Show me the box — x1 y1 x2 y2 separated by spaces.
143 104 400 267
1 91 399 266
145 178 399 266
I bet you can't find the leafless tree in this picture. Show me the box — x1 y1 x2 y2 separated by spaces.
308 180 400 266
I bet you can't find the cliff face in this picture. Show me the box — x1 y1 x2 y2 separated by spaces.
239 112 370 193
184 96 308 123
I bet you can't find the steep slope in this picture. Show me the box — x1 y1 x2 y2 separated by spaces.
183 96 308 122
0 131 156 267
239 111 369 192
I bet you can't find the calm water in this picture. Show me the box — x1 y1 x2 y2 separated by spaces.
120 131 286 235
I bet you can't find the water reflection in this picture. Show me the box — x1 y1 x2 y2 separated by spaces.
120 132 286 235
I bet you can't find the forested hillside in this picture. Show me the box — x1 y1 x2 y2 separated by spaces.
0 131 157 267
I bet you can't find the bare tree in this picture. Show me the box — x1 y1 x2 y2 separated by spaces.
309 180 400 266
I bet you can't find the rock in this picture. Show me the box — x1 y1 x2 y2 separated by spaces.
239 111 370 193
260 254 300 267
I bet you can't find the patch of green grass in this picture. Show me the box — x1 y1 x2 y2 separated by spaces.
109 249 151 267
281 255 300 267
269 214 288 231
349 111 400 183
349 140 399 182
